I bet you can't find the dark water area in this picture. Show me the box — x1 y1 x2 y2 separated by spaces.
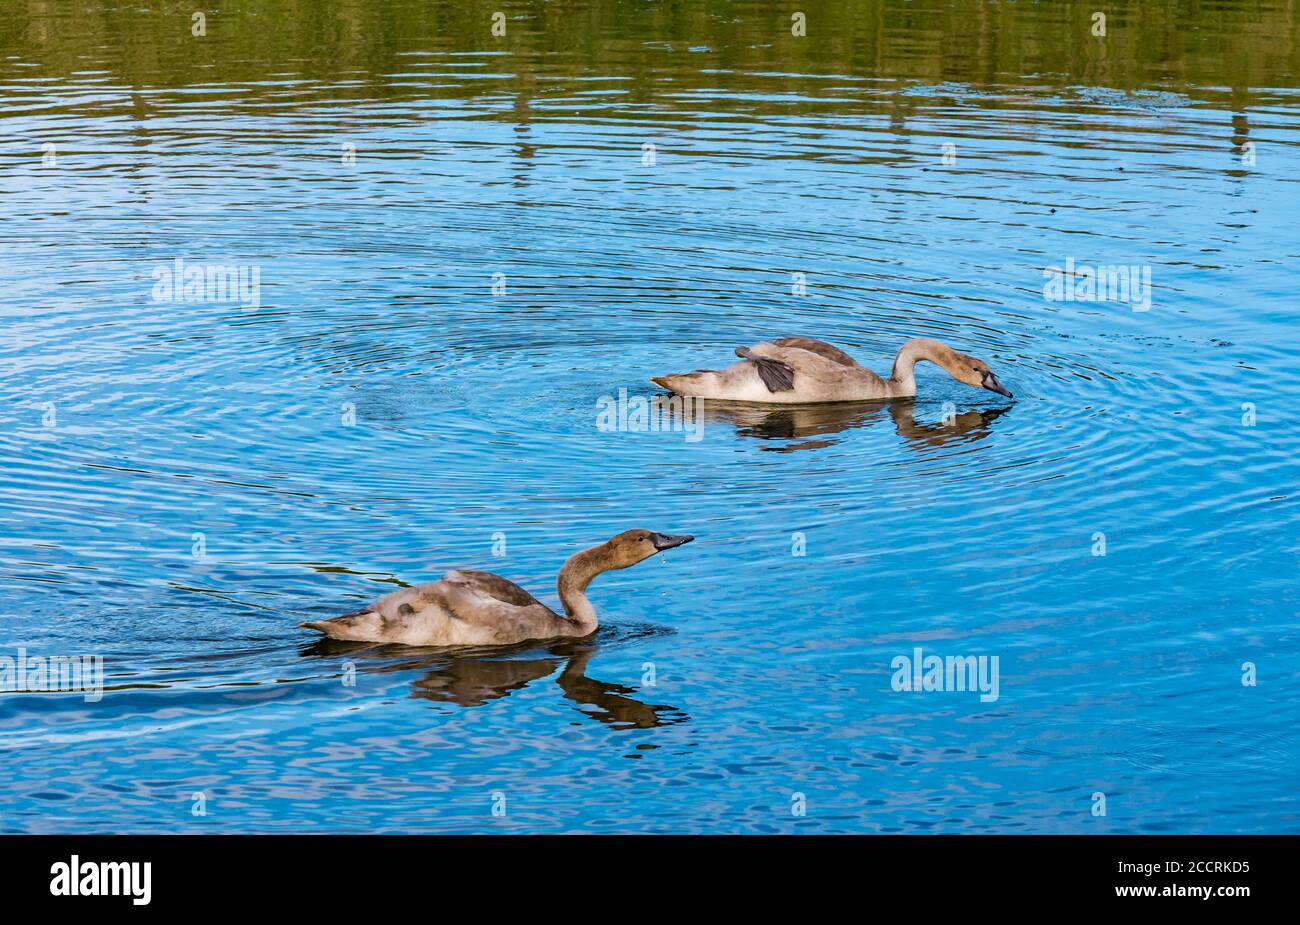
0 0 1297 832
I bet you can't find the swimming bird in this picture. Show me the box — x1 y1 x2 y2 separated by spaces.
650 336 1013 403
300 530 694 647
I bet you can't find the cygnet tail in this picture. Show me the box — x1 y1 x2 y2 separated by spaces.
651 371 718 397
300 609 382 641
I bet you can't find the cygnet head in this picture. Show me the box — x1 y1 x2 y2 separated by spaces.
950 352 1014 398
600 529 695 569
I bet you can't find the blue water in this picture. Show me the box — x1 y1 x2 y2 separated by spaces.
1 0 1298 833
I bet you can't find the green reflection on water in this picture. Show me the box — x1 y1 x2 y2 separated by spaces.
4 0 1297 105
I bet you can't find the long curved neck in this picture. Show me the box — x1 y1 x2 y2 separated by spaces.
556 543 611 635
889 338 959 397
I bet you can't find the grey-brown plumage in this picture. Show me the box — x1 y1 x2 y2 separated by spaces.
300 530 694 647
769 337 859 367
736 347 795 391
652 336 1014 403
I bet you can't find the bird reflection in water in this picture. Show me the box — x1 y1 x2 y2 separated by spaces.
705 399 1010 452
302 637 685 730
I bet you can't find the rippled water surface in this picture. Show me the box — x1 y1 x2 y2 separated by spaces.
1 0 1298 833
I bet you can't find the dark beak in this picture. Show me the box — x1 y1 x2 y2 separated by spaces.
981 371 1014 399
651 533 694 551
